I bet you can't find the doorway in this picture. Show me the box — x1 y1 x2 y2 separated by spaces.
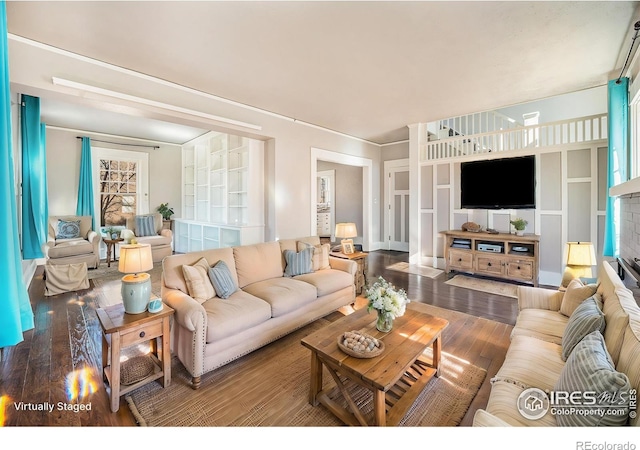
310 148 373 251
316 170 336 241
384 159 409 252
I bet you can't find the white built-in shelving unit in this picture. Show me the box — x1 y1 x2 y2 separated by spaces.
176 131 264 253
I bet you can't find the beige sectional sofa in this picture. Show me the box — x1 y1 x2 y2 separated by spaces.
161 236 357 388
474 261 640 426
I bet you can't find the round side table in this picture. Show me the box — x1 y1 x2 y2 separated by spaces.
104 238 124 267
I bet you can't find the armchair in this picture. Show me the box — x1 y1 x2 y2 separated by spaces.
123 213 173 263
43 215 101 269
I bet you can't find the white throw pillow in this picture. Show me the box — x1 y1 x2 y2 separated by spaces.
182 257 215 303
560 278 598 317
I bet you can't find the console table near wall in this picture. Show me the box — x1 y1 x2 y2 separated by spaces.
443 230 540 286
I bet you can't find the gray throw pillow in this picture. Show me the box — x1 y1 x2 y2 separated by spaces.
208 260 237 299
56 219 81 239
561 296 605 361
136 215 156 237
554 330 631 426
283 247 313 277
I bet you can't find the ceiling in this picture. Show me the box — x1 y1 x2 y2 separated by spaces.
6 1 640 145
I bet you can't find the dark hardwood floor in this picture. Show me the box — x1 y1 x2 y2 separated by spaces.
0 250 516 427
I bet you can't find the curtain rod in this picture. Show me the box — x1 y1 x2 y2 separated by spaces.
616 20 640 84
76 136 159 149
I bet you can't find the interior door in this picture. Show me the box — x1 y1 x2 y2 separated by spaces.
387 166 409 252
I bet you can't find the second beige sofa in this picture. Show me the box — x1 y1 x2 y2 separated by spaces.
473 262 640 426
161 236 357 388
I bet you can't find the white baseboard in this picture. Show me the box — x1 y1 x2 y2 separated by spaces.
418 256 443 269
22 259 37 288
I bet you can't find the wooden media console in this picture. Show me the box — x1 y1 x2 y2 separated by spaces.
443 230 540 286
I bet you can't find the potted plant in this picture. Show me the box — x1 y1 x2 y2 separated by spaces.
104 226 120 240
510 218 528 236
157 203 174 220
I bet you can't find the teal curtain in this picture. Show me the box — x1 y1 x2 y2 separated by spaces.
20 94 48 259
603 77 629 258
0 0 34 348
76 137 95 229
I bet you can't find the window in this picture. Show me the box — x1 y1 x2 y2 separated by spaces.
92 147 149 229
99 159 137 227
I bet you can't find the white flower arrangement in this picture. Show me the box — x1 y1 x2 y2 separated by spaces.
365 276 410 320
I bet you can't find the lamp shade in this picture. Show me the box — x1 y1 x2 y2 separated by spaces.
335 222 357 239
565 242 597 266
119 244 153 274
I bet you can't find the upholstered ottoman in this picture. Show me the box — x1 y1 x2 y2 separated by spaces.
44 262 89 296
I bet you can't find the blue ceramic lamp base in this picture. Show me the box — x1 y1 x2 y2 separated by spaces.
121 273 151 314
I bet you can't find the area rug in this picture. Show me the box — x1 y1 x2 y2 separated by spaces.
386 261 444 279
125 318 486 427
445 275 518 299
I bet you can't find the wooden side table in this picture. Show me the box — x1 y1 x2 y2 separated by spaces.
97 302 174 413
103 238 124 268
330 251 368 294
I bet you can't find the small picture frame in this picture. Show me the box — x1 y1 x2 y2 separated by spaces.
341 240 355 255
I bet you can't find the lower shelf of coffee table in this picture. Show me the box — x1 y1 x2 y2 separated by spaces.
317 354 436 426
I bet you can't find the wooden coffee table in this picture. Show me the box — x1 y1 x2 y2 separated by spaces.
301 302 449 426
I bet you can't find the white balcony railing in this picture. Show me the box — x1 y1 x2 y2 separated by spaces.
421 113 608 162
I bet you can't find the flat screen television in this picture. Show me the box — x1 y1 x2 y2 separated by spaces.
460 155 536 209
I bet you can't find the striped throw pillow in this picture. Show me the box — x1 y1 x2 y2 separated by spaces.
297 242 331 271
554 330 631 426
136 215 156 237
283 247 313 277
561 296 605 361
208 260 237 299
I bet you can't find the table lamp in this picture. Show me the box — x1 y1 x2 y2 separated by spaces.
561 241 597 288
119 243 154 314
335 222 357 254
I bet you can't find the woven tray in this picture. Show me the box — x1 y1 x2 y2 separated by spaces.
337 332 385 358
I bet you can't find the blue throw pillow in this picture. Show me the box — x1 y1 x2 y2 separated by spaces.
136 215 156 237
208 260 238 299
283 247 313 277
56 219 81 239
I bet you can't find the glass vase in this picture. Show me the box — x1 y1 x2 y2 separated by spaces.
376 310 393 333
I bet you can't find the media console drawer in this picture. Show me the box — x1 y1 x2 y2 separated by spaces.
507 260 533 280
449 250 473 270
476 256 504 276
